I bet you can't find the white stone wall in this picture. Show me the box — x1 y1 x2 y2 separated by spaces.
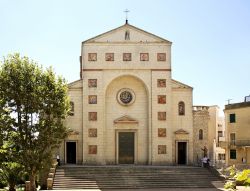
82 43 171 70
172 87 193 164
105 74 148 164
61 80 83 164
63 23 195 165
151 71 172 164
82 71 104 164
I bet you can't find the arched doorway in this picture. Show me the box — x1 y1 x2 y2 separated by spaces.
105 75 149 164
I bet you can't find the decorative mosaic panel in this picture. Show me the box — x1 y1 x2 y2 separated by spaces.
88 79 97 88
158 95 166 104
123 53 131 61
157 79 166 87
158 128 166 137
88 128 97 137
105 53 114 61
157 53 166 61
158 112 166 120
88 145 97 154
117 88 135 106
158 145 166 154
88 53 97 61
88 112 97 121
88 95 97 104
140 53 149 61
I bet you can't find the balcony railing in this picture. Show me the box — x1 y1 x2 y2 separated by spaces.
219 141 228 148
219 140 250 147
234 140 250 146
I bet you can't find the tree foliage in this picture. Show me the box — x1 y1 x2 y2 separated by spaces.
0 53 70 191
224 165 250 190
0 162 24 191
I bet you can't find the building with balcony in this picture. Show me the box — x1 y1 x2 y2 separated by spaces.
223 95 250 166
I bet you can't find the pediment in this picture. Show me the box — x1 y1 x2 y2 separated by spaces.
114 115 138 124
68 130 80 135
171 79 193 89
83 23 172 44
174 129 189 134
68 79 83 89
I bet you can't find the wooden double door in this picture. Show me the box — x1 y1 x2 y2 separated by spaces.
118 132 135 164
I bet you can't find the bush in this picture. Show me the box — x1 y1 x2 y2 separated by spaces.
224 165 250 190
0 179 7 188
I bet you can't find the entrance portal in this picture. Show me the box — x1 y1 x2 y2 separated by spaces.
66 142 76 164
177 142 187 165
119 132 134 164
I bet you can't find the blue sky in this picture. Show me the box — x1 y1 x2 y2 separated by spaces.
0 0 250 111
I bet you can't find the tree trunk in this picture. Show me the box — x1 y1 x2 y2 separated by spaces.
8 182 16 191
29 172 37 191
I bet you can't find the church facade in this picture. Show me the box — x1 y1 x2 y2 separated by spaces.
59 22 196 165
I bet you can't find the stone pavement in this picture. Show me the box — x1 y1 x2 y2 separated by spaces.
46 190 217 191
48 188 250 191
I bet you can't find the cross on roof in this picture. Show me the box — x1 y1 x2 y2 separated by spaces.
124 9 130 24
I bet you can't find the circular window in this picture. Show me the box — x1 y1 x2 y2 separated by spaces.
117 88 135 106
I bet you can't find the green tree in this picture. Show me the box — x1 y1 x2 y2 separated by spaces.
0 162 24 191
0 53 70 191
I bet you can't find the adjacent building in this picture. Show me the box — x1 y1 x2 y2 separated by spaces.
222 96 250 166
193 105 225 166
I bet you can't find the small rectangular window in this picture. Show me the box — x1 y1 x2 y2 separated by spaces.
158 95 166 104
158 112 166 120
88 112 97 121
157 79 166 87
218 154 225 160
88 53 97 61
230 149 236 159
218 131 223 137
157 53 166 61
88 128 97 137
158 128 166 137
229 113 236 123
88 145 97 154
88 95 97 104
105 53 114 61
158 145 167 154
140 53 149 61
123 53 131 61
88 79 97 88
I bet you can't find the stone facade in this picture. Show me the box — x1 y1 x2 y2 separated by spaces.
193 106 209 165
193 106 226 166
59 23 196 165
223 99 250 166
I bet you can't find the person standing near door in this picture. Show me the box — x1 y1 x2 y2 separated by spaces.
57 155 61 166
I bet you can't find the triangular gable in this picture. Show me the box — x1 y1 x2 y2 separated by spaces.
114 115 138 124
171 79 193 89
174 129 189 134
68 79 83 89
83 23 172 44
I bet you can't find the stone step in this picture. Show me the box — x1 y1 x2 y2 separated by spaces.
53 166 224 189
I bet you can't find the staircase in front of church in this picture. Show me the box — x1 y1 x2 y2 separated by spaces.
53 166 224 189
